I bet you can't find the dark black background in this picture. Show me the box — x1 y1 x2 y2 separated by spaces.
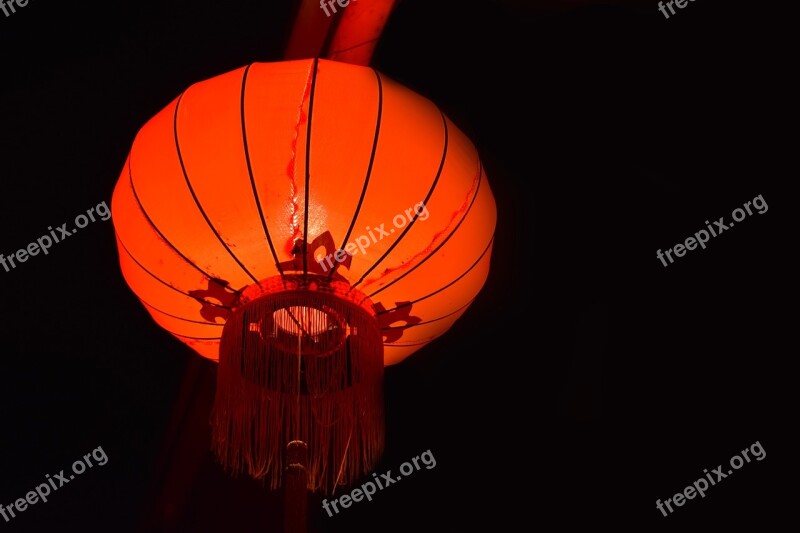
0 0 790 531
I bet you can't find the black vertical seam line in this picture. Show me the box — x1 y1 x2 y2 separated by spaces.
241 63 284 279
368 161 484 299
303 58 320 283
372 235 494 312
381 297 476 330
328 68 384 281
351 110 450 289
116 230 232 310
127 155 243 294
173 91 259 285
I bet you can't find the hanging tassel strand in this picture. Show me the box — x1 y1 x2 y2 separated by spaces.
211 275 384 495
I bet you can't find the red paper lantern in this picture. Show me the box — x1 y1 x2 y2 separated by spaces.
111 58 496 493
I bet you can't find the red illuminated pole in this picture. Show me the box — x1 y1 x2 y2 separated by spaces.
285 0 338 60
285 0 398 66
284 441 309 533
326 0 399 66
281 3 398 532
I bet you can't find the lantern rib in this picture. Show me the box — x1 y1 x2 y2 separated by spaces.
350 111 450 289
381 297 475 331
302 58 320 284
328 68 384 282
240 63 285 279
139 298 226 326
116 231 233 311
127 162 239 296
367 162 484 299
372 235 494 313
173 91 260 285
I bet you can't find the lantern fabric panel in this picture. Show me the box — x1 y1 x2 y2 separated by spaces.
111 58 497 366
130 96 255 289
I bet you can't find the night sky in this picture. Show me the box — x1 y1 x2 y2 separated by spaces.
0 1 790 531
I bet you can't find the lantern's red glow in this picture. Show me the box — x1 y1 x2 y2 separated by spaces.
111 58 496 493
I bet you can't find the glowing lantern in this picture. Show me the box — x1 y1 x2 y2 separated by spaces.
111 58 496 494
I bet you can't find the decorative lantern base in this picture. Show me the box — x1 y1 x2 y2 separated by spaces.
211 275 385 495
